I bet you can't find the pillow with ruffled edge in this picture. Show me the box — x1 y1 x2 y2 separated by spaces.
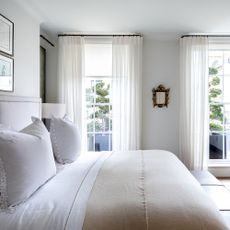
50 115 81 164
0 117 56 210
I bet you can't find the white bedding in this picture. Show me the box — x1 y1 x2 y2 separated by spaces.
83 150 229 230
0 150 228 230
0 152 111 230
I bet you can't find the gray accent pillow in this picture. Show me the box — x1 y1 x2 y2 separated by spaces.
0 118 56 209
50 116 81 164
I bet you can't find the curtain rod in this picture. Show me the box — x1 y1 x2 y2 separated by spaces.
181 34 230 38
58 34 142 37
40 35 55 47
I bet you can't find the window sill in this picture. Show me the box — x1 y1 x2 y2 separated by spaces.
208 162 230 177
209 163 230 168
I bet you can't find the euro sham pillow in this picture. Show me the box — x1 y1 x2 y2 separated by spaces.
50 116 81 164
0 118 56 210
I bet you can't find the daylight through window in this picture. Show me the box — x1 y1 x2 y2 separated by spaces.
85 41 112 152
209 47 230 160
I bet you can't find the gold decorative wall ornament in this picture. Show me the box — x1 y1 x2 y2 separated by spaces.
152 84 170 108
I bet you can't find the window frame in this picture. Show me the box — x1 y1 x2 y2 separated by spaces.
85 76 112 152
208 42 230 165
84 38 113 152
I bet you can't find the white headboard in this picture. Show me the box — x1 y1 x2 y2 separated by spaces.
0 96 41 130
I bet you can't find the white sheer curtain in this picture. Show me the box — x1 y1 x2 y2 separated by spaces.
58 36 86 148
179 36 209 170
112 36 143 151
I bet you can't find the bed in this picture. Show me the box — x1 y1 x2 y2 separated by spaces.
0 96 229 230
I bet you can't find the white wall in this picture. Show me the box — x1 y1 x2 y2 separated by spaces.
42 36 181 155
142 39 180 155
0 0 40 98
40 30 58 102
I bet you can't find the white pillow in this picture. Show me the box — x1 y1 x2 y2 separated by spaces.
50 116 81 164
0 118 56 209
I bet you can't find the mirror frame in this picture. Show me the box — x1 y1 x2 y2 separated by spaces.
152 84 170 108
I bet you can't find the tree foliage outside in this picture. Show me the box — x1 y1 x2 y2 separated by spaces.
209 62 224 132
86 80 112 133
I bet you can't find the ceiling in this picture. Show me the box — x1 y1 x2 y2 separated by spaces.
14 0 230 39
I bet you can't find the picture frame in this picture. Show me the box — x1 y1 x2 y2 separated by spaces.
0 14 14 56
0 54 14 92
152 84 170 108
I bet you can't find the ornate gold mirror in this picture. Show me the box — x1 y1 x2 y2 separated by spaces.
152 84 170 108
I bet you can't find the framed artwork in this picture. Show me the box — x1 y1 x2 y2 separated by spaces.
0 54 14 92
152 84 170 108
0 14 14 56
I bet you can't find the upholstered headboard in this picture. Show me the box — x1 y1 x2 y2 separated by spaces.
0 96 41 130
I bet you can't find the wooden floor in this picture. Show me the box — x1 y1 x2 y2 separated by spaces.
219 178 230 190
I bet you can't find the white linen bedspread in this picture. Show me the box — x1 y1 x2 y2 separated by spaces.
83 150 229 230
0 150 228 230
0 152 110 230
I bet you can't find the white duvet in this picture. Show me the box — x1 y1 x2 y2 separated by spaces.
0 150 228 230
0 152 110 230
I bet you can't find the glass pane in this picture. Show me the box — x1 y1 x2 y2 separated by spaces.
210 104 224 131
224 51 230 75
86 79 94 104
95 134 112 151
85 43 112 77
95 79 111 103
209 51 223 75
224 77 230 103
95 105 110 132
209 133 225 159
86 105 94 132
87 134 94 151
209 75 223 103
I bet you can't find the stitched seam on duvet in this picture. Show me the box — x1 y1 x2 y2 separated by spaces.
140 151 149 230
0 157 8 210
64 152 113 230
